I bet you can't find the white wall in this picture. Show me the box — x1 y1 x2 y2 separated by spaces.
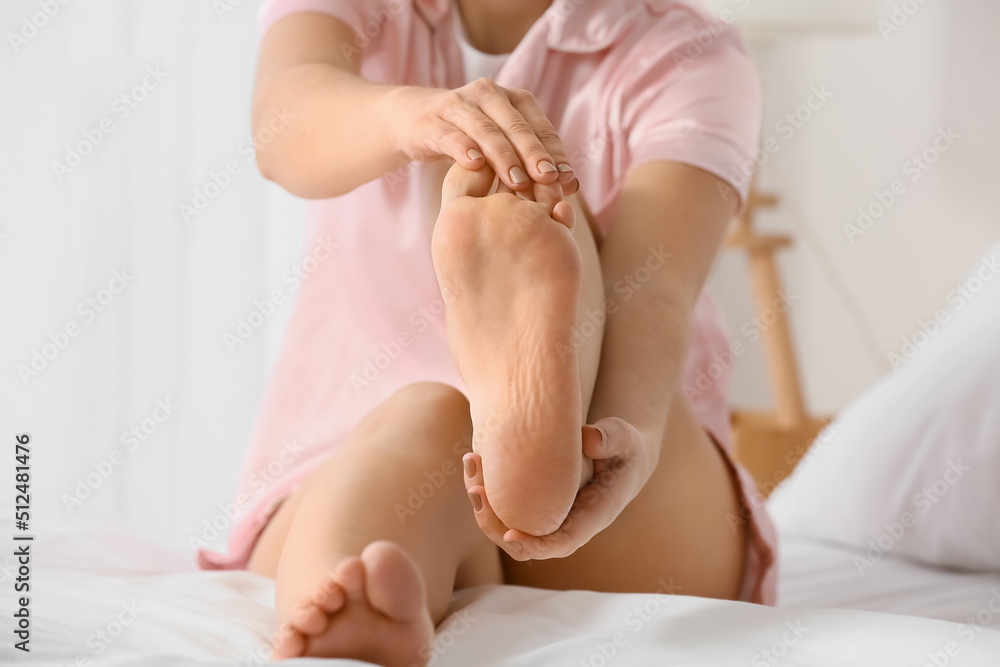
707 0 1000 416
0 1 306 556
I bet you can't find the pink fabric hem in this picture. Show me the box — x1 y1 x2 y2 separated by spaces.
196 468 314 571
703 424 778 606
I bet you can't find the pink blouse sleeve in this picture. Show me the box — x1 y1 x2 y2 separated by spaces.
257 0 385 43
624 11 762 209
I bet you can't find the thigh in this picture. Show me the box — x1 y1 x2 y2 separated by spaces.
248 383 502 601
503 390 747 600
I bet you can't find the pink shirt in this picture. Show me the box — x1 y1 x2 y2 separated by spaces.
199 0 776 604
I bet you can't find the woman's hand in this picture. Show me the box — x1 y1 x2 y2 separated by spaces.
390 78 579 195
463 417 661 561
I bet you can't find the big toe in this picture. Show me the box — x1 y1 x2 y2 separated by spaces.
442 161 497 206
361 541 427 622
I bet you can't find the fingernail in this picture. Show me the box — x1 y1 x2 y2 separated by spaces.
557 163 574 173
538 160 557 173
468 148 484 160
463 455 476 479
468 491 483 511
505 540 523 551
509 166 527 184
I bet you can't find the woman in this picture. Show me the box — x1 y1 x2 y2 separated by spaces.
198 0 777 663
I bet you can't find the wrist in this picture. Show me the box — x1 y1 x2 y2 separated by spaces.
382 84 427 163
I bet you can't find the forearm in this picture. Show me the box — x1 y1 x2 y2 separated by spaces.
587 278 693 441
586 162 732 441
253 64 410 199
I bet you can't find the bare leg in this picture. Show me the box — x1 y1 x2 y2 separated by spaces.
432 165 603 535
247 161 745 665
248 382 501 664
434 162 747 599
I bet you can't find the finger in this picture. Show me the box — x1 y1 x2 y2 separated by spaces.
505 471 630 560
462 452 484 491
468 484 529 560
429 119 490 171
561 176 580 198
448 98 530 192
472 80 558 187
506 88 576 185
441 161 498 208
582 418 640 461
497 180 516 195
462 453 529 560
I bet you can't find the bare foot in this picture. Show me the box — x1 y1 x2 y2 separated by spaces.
272 541 434 666
431 163 585 536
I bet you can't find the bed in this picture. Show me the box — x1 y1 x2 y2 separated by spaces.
4 521 999 666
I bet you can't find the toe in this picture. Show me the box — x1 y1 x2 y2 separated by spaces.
361 541 428 622
552 200 576 230
313 577 346 613
531 180 563 216
442 161 498 206
271 624 306 660
291 602 329 636
335 556 367 602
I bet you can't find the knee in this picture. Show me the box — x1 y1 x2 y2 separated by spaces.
361 382 473 455
389 382 470 416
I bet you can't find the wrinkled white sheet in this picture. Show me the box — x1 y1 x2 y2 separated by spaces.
779 535 1000 629
2 524 999 666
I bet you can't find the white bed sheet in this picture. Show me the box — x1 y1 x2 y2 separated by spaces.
778 535 1000 630
3 523 1000 666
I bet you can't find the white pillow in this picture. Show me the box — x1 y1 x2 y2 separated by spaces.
769 241 1000 573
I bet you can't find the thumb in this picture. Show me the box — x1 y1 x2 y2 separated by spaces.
582 417 636 460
